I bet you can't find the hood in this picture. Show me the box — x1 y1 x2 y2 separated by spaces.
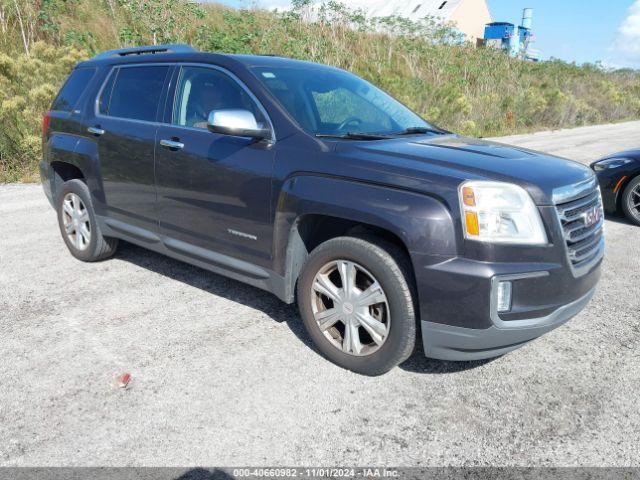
333 135 594 205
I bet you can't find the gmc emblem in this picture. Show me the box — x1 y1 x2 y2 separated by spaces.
583 206 601 228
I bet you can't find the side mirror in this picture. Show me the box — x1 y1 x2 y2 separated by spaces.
207 109 271 141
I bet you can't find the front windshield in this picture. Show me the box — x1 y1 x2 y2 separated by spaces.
252 65 433 136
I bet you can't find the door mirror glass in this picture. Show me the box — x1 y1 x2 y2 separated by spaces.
207 109 270 140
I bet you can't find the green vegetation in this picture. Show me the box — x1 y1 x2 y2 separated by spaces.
1 0 639 182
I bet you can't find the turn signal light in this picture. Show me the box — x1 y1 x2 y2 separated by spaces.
465 211 479 236
613 176 628 194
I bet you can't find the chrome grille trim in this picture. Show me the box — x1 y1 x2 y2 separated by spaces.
556 190 600 222
552 177 598 204
553 178 605 277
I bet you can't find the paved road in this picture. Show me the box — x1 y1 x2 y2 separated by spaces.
1 122 639 467
490 120 640 165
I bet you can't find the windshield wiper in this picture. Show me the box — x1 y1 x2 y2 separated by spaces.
315 132 392 140
391 126 451 136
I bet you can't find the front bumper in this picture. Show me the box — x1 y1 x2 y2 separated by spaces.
422 286 596 361
414 250 602 361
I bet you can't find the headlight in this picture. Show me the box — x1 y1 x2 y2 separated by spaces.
459 181 547 245
593 158 634 171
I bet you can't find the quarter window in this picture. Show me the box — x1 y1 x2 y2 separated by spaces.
98 70 117 115
103 66 169 122
51 68 96 112
173 66 267 130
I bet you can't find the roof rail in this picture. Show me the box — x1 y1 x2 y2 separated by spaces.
93 44 197 60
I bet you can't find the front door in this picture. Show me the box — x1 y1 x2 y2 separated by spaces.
89 64 171 233
155 65 275 267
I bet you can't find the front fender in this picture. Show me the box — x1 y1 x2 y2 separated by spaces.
273 175 458 290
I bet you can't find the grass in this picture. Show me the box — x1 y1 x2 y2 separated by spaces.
0 0 639 182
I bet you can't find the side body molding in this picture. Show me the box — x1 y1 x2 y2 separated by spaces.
273 175 458 302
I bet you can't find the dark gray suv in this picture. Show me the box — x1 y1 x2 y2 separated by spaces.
40 45 604 375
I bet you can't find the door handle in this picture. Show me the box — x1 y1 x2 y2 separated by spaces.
160 139 185 150
87 126 105 136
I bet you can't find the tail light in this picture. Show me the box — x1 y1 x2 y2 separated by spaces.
42 111 51 138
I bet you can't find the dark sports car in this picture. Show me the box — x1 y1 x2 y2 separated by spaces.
591 150 640 226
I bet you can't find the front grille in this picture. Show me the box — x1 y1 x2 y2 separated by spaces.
554 180 604 274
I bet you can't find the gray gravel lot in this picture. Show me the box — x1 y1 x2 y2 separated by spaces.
0 121 639 467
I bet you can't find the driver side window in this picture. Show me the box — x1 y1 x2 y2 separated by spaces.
173 66 267 130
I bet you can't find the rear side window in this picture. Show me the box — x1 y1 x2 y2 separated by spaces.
101 66 169 122
98 70 117 115
51 68 96 112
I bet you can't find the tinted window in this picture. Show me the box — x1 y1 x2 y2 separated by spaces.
252 66 431 136
173 66 267 130
311 87 393 131
51 68 96 112
107 66 169 122
99 70 117 115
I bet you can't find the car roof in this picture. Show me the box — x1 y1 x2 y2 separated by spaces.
77 45 338 72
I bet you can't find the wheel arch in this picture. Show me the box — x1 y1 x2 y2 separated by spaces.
615 172 640 212
51 161 85 182
273 175 457 303
47 134 103 203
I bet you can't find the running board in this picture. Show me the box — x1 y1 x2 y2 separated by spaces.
163 237 270 280
105 218 161 244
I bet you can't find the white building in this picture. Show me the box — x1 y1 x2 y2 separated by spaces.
325 0 492 41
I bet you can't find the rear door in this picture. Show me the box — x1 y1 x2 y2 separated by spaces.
154 64 275 266
86 64 172 234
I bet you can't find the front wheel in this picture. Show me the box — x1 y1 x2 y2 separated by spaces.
297 236 416 376
621 175 640 226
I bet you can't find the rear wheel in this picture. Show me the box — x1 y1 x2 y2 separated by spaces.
56 179 118 261
297 236 416 376
621 176 640 226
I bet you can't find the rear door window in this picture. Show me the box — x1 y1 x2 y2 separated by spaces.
51 68 96 112
103 66 170 122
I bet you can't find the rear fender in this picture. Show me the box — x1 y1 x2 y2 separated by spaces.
48 135 105 215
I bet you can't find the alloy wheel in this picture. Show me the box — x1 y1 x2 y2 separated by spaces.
62 192 91 251
310 260 390 356
628 184 640 219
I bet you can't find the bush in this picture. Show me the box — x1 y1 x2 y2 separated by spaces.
0 42 88 182
0 0 638 182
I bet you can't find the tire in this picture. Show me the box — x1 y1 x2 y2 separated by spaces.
56 179 118 262
296 236 416 376
621 175 640 227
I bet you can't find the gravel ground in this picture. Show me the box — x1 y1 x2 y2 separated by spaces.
0 121 639 467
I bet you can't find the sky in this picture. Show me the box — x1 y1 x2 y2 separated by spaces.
213 0 640 68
